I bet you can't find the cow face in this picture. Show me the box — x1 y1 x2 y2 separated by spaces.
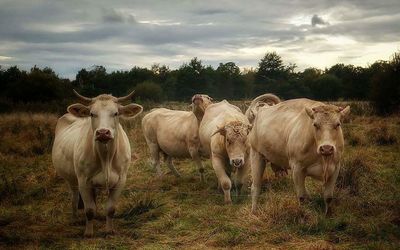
305 105 350 157
213 121 252 169
191 94 213 114
68 94 143 144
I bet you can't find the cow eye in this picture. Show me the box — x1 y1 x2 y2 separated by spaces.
335 123 341 129
114 112 119 117
313 123 320 129
90 112 94 117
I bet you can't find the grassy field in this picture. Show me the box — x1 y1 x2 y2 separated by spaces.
0 102 399 249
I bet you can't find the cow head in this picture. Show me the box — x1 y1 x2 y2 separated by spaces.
212 121 252 169
305 105 350 157
67 90 143 144
191 94 213 114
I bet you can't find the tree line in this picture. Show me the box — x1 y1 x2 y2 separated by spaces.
0 51 399 114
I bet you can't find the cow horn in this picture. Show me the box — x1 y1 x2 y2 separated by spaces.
117 90 135 103
72 89 92 103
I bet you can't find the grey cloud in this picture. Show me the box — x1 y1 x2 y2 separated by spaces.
311 14 329 26
0 0 399 77
102 8 136 23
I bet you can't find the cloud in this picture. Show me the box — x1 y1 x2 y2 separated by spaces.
311 14 329 26
102 8 136 23
0 0 399 78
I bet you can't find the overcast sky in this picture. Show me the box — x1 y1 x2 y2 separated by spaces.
0 0 399 79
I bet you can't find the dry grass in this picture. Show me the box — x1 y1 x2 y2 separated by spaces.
0 103 399 249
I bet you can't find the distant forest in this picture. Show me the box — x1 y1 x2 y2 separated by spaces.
0 51 399 115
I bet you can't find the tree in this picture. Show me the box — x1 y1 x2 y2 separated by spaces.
369 52 400 114
311 74 342 100
134 81 163 102
175 57 208 100
215 62 242 99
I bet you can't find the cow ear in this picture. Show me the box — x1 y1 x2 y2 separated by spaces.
119 104 143 118
305 107 314 119
67 103 90 117
339 105 350 117
211 126 226 137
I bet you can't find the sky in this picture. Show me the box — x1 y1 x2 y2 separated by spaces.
0 0 399 79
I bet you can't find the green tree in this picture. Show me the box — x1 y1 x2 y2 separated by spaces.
175 57 208 100
369 52 400 114
134 81 163 102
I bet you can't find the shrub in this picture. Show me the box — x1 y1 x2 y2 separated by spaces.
134 81 164 102
337 150 372 195
367 123 398 145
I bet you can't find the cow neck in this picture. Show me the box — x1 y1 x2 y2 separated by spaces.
92 129 118 193
193 104 210 124
193 109 205 124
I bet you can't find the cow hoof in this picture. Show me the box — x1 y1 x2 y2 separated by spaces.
84 231 93 238
224 200 232 205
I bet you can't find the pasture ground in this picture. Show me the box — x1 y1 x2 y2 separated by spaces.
0 102 399 249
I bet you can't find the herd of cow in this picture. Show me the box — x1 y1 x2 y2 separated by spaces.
52 90 350 237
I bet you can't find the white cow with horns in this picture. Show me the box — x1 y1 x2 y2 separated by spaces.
52 90 143 237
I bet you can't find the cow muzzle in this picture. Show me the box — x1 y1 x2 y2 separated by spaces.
319 144 335 156
192 95 203 105
95 129 113 143
230 158 244 169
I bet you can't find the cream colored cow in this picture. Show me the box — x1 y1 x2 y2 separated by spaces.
245 93 285 176
52 90 143 237
142 94 212 181
245 93 281 124
199 100 252 204
249 98 350 215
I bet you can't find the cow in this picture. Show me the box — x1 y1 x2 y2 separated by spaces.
52 90 143 237
245 93 281 124
142 94 212 181
249 98 350 215
245 93 285 176
199 100 252 204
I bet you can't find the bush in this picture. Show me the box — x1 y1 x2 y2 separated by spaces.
367 123 398 145
134 81 164 102
338 150 372 195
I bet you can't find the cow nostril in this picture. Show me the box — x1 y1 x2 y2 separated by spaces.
232 159 243 166
320 145 334 155
96 129 111 136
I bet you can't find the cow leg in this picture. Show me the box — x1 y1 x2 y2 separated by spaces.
235 165 248 196
68 183 79 219
291 163 309 203
106 175 126 234
166 156 181 178
323 163 340 216
251 148 266 214
188 147 205 182
148 143 162 176
78 182 96 237
212 155 232 204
